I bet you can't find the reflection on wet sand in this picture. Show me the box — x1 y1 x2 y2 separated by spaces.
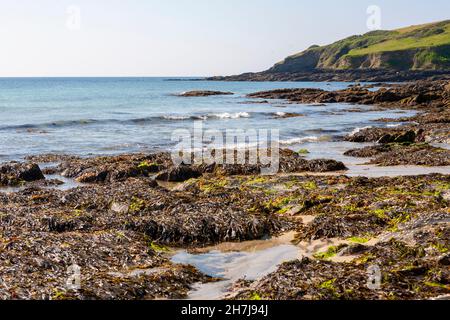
170 232 367 300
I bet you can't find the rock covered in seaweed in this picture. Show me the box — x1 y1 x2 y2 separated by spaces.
0 162 45 186
247 80 450 108
47 149 347 184
229 239 449 300
344 143 450 166
177 90 234 97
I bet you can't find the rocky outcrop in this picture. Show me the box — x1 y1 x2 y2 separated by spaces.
209 70 450 82
0 162 45 186
346 128 422 144
177 90 234 97
49 149 347 184
345 143 450 166
56 153 173 183
155 165 204 182
248 80 450 109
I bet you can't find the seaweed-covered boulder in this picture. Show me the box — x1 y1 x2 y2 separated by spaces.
58 153 172 183
337 244 369 256
378 130 417 144
19 163 45 181
345 143 450 166
0 162 45 186
344 145 391 158
178 91 234 97
307 159 347 172
75 170 109 183
346 127 423 144
439 253 450 266
156 165 203 182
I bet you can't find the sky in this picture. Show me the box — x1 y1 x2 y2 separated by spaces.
0 0 449 77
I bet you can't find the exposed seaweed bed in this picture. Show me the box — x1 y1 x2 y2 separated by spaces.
0 80 449 300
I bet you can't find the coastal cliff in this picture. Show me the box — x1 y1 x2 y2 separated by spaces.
209 20 450 82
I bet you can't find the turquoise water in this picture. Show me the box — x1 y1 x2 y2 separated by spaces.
0 78 413 161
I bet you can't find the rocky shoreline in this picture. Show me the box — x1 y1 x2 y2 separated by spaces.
176 90 234 97
0 80 448 300
207 70 450 83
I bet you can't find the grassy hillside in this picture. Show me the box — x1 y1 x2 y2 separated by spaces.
270 20 450 72
348 22 450 55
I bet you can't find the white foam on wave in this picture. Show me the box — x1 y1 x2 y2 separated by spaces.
386 123 402 128
163 112 251 121
162 115 191 120
213 112 251 119
350 126 372 136
279 136 319 145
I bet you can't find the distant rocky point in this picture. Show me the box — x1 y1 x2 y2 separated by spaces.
177 90 234 97
209 20 450 82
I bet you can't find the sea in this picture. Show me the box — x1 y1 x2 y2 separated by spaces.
0 77 415 162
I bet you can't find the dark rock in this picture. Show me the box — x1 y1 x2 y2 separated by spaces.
156 165 203 182
0 162 45 186
178 90 234 97
438 254 450 266
344 145 391 158
395 266 428 276
307 159 347 172
18 163 45 182
394 130 416 143
76 170 109 183
347 127 423 144
44 217 76 233
338 244 369 256
377 134 395 144
377 131 417 144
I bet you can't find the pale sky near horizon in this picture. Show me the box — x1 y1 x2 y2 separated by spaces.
0 0 449 77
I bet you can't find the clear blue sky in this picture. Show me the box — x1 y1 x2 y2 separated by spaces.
0 0 449 77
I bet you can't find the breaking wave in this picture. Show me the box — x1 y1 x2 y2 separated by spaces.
349 126 372 136
0 112 255 131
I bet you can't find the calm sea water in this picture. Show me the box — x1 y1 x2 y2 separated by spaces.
0 77 414 161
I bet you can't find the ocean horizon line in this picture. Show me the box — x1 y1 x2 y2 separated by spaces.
0 76 209 79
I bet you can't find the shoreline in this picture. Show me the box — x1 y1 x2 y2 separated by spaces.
207 70 450 83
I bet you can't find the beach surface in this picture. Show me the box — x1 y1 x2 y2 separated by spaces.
0 79 448 300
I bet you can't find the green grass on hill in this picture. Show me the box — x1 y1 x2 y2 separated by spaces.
347 21 450 56
271 20 450 72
